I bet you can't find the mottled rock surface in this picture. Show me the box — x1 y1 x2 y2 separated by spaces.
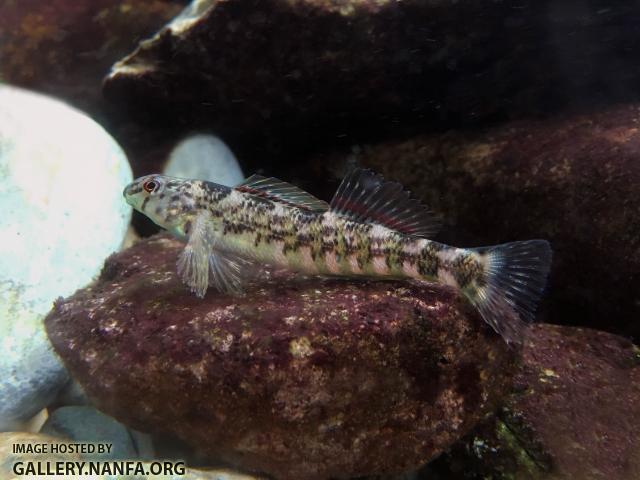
428 325 640 480
45 234 514 480
306 104 640 339
104 0 640 166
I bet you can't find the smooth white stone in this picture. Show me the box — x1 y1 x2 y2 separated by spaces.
164 134 244 186
0 86 133 430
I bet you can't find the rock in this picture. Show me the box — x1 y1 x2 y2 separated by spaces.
41 406 153 460
164 134 244 186
0 432 262 480
104 0 640 165
51 378 91 408
306 104 640 339
122 225 142 250
21 409 49 434
428 325 640 480
0 85 133 429
0 319 67 432
0 0 185 180
0 0 184 117
45 234 514 480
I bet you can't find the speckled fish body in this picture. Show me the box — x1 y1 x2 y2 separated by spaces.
124 169 551 344
190 196 451 281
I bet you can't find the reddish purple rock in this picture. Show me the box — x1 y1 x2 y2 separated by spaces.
45 234 514 479
430 325 640 480
512 325 640 479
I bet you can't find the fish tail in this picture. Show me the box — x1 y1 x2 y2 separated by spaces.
465 240 552 344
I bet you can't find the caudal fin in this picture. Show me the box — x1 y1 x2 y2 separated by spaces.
467 240 552 344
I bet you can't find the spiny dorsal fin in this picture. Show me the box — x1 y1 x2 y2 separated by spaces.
329 168 441 238
236 174 329 212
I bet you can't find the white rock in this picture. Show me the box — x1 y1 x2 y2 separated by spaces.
164 134 244 186
0 86 132 430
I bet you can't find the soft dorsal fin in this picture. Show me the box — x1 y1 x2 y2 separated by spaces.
329 168 441 238
236 174 329 212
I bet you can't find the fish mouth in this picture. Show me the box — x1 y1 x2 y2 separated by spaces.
122 183 142 210
123 183 133 198
123 181 142 199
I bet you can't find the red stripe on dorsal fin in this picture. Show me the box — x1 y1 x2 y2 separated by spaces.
236 174 329 212
329 168 441 238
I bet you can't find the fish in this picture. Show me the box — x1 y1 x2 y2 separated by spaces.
123 168 552 344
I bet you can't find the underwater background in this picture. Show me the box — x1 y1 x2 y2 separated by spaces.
1 1 639 479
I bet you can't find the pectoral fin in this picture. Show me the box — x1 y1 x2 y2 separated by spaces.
177 214 212 298
176 213 256 297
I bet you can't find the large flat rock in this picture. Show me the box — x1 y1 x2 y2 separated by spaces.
45 234 514 479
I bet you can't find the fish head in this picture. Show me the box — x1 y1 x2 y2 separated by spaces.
123 174 203 236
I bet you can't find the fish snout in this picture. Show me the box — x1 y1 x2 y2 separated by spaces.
122 182 143 209
123 181 141 199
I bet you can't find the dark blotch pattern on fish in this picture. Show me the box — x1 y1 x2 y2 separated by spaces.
452 253 483 289
418 242 443 278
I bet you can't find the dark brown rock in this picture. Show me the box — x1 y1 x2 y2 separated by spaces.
306 104 640 340
428 324 640 480
45 234 514 480
0 0 186 177
103 0 640 166
0 0 184 116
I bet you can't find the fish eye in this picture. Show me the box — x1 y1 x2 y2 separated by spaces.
143 180 158 193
